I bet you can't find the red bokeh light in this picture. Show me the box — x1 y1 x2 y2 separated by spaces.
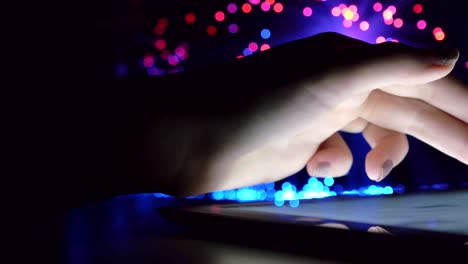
413 4 423 14
433 27 442 35
393 18 403 28
155 39 166 50
215 11 225 22
242 3 252 13
154 25 165 35
206 25 217 36
273 3 283 13
266 0 275 4
249 42 259 52
384 18 394 25
157 18 168 28
260 44 271 51
185 13 196 24
143 55 154 68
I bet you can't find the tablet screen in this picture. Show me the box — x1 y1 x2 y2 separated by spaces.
212 190 468 236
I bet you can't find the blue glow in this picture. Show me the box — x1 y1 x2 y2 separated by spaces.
282 181 291 190
257 190 267 200
236 188 257 201
225 189 237 200
342 190 359 195
333 184 344 194
260 28 271 39
211 191 225 200
324 177 334 187
274 199 285 207
265 182 275 190
308 177 318 185
266 189 276 199
394 184 405 194
289 199 300 208
243 48 253 56
383 186 394 195
431 183 449 190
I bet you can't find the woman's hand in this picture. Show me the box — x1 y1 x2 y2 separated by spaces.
144 32 466 196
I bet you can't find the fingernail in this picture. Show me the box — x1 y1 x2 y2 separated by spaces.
379 160 394 181
315 162 330 176
430 47 459 66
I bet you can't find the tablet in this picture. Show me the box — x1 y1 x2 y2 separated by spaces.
159 189 468 261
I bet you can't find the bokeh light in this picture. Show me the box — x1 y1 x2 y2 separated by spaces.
206 25 217 36
273 2 283 13
228 23 239 34
249 42 259 52
417 19 427 30
413 3 423 14
261 28 271 39
393 18 403 28
260 44 270 51
331 7 341 17
143 54 154 68
383 9 393 20
249 0 261 4
227 3 237 14
343 20 352 28
434 30 445 41
155 39 166 50
261 2 271 12
185 13 196 24
215 11 225 22
303 7 313 17
343 8 354 21
376 36 386 43
387 5 397 15
242 3 252 13
373 2 383 12
360 21 370 31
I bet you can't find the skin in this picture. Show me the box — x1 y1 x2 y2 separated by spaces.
141 32 467 197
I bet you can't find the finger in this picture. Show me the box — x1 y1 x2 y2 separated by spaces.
317 43 459 104
381 76 468 123
362 124 409 182
306 132 353 177
360 90 468 165
341 118 368 133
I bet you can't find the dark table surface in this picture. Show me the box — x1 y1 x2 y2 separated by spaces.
32 192 464 264
59 194 344 264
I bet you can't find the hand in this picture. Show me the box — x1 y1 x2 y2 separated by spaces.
144 32 467 196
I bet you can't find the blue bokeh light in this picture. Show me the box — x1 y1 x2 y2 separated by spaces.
324 176 334 187
260 28 271 39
